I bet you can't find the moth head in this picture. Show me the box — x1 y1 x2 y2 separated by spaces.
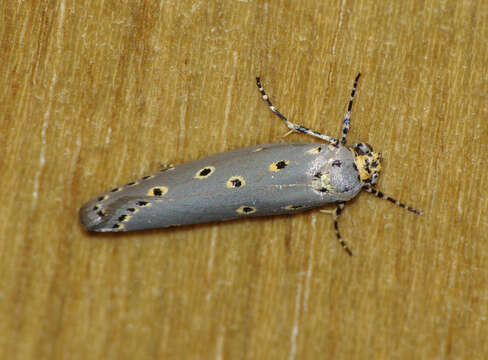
352 143 382 186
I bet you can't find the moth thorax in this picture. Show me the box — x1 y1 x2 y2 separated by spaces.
353 144 382 185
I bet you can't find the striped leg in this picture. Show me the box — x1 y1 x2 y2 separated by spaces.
256 77 338 144
340 73 361 144
333 203 352 256
159 163 175 172
322 203 352 256
364 187 424 215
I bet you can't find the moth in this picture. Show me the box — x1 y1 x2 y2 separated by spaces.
79 73 423 255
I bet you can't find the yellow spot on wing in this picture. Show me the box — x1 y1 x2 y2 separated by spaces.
146 186 169 197
312 172 334 192
236 206 257 214
194 166 216 179
284 205 304 210
269 160 289 172
226 176 246 188
307 147 322 154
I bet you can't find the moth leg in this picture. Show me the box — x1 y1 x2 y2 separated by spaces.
340 73 361 145
321 202 352 256
363 186 424 215
281 129 297 138
256 77 338 144
319 208 334 215
159 163 175 172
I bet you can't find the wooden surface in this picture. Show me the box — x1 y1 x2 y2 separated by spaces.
1 0 487 359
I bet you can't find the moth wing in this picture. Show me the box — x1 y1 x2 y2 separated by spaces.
80 143 360 232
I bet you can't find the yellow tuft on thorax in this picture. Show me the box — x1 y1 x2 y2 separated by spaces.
353 152 382 183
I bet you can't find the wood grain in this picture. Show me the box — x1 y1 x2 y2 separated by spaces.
1 0 487 359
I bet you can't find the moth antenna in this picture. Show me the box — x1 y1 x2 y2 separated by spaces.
340 72 361 145
332 203 353 256
256 77 338 144
363 186 424 215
